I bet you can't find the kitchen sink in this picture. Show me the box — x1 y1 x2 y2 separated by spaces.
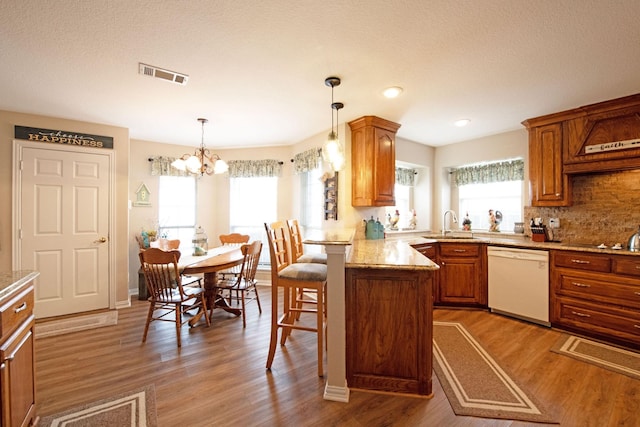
423 232 478 240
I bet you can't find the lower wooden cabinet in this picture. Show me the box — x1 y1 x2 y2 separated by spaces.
551 251 640 348
345 267 433 396
0 283 36 427
438 243 487 306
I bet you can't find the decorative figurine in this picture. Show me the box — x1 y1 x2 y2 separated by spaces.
462 212 472 231
389 209 400 230
488 209 501 232
408 209 417 230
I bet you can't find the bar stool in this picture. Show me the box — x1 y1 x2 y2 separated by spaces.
264 221 327 377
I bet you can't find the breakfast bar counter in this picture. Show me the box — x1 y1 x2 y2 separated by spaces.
345 238 439 397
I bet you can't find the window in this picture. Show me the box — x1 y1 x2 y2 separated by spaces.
454 159 523 232
300 168 323 229
229 176 278 263
458 181 523 232
385 184 411 229
157 176 196 243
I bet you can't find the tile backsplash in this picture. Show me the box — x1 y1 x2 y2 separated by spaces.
524 169 640 246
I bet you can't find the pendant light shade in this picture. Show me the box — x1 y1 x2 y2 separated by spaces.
322 77 345 171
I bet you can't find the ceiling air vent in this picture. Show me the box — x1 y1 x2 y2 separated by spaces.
138 63 188 85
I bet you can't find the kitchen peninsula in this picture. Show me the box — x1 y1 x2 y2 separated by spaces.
306 230 439 400
346 238 439 396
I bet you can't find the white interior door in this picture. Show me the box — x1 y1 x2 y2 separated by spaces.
15 142 111 319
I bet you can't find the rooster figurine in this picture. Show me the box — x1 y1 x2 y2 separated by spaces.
389 209 400 230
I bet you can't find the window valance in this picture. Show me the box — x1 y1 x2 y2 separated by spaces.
149 156 191 176
227 159 283 178
452 159 524 186
292 148 321 173
396 167 416 186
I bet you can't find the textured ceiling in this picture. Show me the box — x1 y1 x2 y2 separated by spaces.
1 0 640 148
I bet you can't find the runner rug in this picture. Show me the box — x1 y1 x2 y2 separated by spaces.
551 334 640 380
39 384 157 427
433 321 557 423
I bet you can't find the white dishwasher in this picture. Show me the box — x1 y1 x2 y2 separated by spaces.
487 246 550 326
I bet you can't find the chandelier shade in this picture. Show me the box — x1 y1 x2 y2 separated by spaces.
171 118 228 176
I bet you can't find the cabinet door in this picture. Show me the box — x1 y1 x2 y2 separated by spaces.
529 123 572 206
0 318 35 427
438 256 484 305
372 126 396 206
346 268 433 396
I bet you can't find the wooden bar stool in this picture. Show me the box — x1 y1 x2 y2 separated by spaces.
264 221 327 377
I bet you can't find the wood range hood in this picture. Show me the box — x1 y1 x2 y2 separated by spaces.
523 92 640 175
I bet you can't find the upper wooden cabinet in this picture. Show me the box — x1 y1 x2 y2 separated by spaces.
524 121 572 207
563 95 640 174
348 116 401 207
523 94 640 206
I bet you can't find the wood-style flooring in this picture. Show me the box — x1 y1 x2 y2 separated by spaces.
35 285 640 427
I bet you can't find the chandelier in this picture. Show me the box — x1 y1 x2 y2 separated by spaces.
322 76 345 171
171 118 229 176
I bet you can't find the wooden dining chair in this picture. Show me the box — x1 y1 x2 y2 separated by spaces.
146 238 202 289
218 233 250 277
138 248 210 347
264 221 327 377
214 240 263 327
156 238 180 250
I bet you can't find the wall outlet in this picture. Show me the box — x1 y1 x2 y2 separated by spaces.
549 218 560 228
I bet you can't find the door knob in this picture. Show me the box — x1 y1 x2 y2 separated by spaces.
95 237 108 243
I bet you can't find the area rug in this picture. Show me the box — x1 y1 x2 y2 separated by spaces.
551 334 640 380
39 384 157 427
433 321 557 423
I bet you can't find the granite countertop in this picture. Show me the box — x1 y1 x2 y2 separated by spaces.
0 270 39 300
414 232 640 256
346 238 439 271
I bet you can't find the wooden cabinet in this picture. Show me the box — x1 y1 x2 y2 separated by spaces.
345 267 433 396
523 121 572 207
523 94 640 204
563 94 640 174
348 116 400 207
0 283 36 427
437 243 487 307
551 251 640 348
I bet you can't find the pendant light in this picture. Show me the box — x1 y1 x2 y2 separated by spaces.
322 76 345 171
171 118 228 176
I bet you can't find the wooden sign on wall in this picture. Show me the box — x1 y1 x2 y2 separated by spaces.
14 125 114 149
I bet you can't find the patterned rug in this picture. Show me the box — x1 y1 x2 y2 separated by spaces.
38 384 157 427
433 321 558 423
551 334 640 380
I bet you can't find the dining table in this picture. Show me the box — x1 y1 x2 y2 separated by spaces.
179 245 245 326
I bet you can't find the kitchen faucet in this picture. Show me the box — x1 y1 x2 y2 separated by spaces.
443 210 458 236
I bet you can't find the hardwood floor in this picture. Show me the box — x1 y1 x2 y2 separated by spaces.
35 285 640 427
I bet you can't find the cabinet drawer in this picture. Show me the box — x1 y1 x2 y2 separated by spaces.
412 244 436 259
556 273 640 309
613 257 640 278
555 297 640 343
439 244 480 257
0 286 34 339
553 251 610 272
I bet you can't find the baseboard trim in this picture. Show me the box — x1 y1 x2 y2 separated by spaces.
35 310 118 338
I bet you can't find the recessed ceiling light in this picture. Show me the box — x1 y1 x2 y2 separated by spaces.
383 86 403 98
454 118 471 127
